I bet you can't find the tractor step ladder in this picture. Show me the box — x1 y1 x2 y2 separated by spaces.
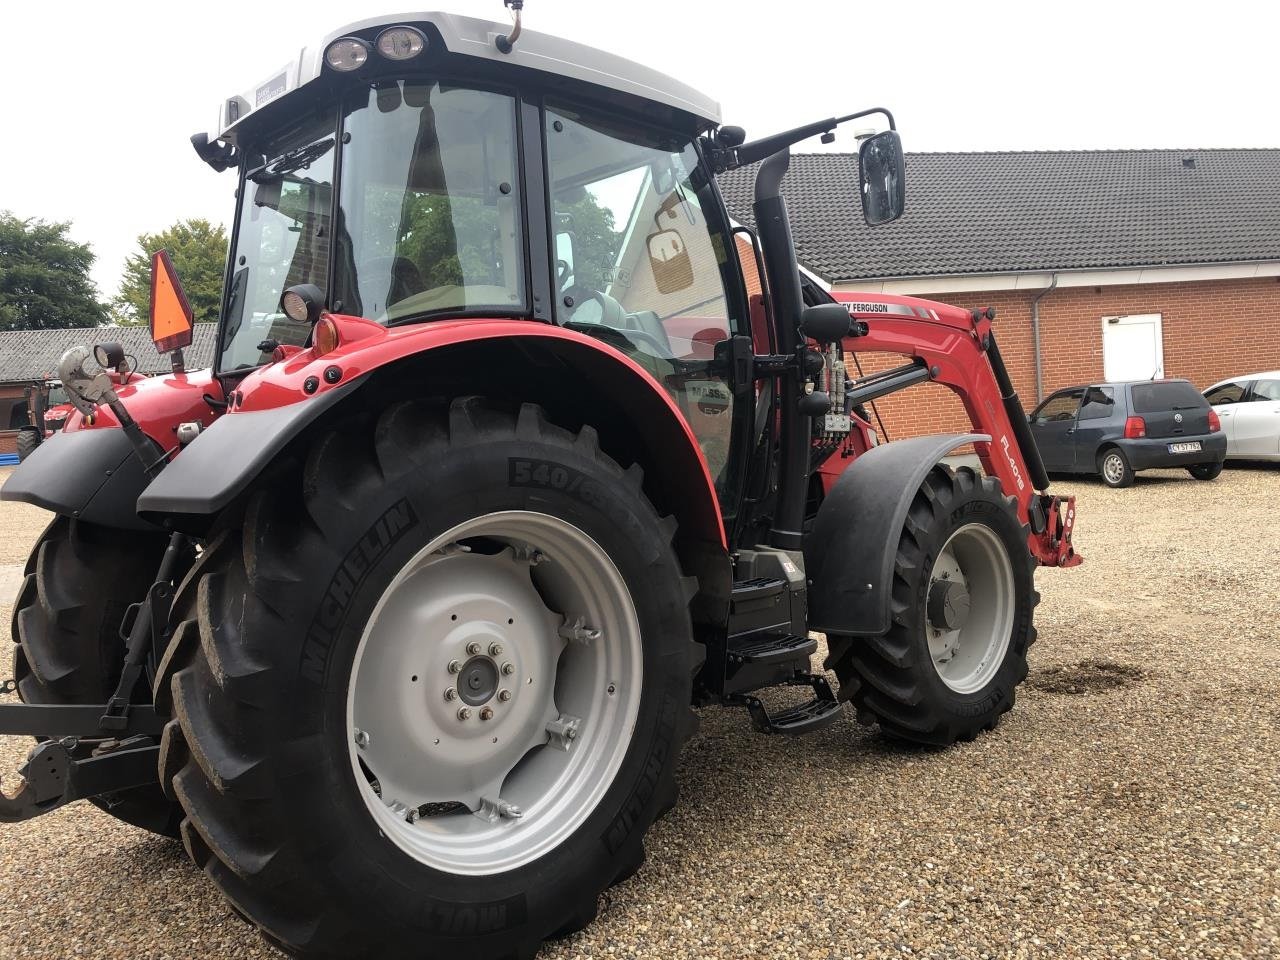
727 632 817 666
734 673 843 736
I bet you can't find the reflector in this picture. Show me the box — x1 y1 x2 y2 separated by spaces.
149 250 194 355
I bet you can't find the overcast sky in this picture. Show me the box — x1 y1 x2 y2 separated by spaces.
2 0 1277 301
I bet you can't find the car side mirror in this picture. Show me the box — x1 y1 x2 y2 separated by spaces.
858 130 906 226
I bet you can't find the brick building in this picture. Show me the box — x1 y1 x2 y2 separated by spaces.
0 325 217 456
722 149 1280 439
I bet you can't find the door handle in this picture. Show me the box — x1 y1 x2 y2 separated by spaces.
1065 428 1075 435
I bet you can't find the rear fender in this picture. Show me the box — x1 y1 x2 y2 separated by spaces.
137 317 726 553
804 433 989 637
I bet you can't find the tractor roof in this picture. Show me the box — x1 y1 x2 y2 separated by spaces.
216 11 721 140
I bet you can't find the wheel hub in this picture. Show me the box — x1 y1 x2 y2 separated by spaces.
456 656 499 707
927 579 971 631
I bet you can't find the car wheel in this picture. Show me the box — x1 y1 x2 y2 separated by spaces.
1097 448 1134 488
1187 461 1223 481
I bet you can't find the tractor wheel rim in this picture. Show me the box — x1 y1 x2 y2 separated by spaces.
1103 454 1124 484
347 510 642 875
926 522 1015 694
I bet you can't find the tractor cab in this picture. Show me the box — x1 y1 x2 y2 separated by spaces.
193 9 904 531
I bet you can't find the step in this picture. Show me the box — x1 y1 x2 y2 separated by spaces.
738 675 843 736
730 577 786 603
728 633 817 666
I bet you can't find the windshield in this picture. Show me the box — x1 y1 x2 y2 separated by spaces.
220 113 336 371
333 82 524 323
46 384 69 406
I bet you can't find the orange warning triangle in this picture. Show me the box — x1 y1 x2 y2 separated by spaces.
150 249 194 354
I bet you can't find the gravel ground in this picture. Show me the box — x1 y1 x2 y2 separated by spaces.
0 463 1277 959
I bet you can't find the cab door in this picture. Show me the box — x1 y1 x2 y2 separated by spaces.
542 102 753 524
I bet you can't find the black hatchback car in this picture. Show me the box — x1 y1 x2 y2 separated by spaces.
1028 379 1227 488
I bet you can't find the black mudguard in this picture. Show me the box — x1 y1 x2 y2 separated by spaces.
136 377 364 527
804 433 989 637
1 428 158 531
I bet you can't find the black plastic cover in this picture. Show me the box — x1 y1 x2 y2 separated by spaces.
804 433 988 637
0 428 158 531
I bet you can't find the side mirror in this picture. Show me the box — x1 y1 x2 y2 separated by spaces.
149 250 194 355
858 130 906 226
800 303 852 343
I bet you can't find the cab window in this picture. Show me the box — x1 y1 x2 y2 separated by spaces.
1078 386 1115 420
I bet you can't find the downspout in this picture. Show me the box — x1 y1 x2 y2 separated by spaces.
1030 273 1057 402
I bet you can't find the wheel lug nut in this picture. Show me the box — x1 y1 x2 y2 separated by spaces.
466 641 482 656
498 689 512 702
354 729 370 748
501 662 515 676
479 707 494 721
444 688 457 702
447 659 461 674
457 707 472 721
489 642 503 657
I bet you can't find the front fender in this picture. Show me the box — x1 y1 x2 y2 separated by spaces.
1 428 158 530
804 433 988 637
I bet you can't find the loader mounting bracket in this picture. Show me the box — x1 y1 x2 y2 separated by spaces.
0 738 160 824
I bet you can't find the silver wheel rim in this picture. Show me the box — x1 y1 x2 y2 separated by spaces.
347 510 642 875
1102 453 1125 485
926 522 1015 694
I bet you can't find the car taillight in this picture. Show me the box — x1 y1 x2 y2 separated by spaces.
1207 409 1221 432
1123 416 1146 439
312 316 340 357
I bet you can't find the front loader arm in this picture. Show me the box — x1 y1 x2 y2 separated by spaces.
838 297 1081 568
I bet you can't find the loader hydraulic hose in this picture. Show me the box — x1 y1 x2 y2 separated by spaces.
985 335 1050 492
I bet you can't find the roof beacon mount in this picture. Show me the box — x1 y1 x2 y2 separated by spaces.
495 0 524 54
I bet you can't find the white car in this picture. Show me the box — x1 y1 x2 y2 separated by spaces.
1202 371 1280 461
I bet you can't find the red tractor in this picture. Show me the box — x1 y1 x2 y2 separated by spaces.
15 378 76 461
1 8 1079 958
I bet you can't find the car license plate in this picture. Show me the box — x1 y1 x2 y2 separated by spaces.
1168 441 1202 454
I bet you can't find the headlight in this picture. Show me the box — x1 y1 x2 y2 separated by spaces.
325 37 369 72
375 26 427 61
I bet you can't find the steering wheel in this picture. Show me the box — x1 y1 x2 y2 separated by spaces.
561 285 672 357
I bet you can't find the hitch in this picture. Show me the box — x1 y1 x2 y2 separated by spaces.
0 738 160 824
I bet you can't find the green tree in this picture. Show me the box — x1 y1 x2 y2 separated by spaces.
0 212 108 330
114 218 228 325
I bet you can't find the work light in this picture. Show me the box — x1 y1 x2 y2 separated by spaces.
325 37 369 72
376 26 427 60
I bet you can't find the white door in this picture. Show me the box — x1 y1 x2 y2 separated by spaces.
1234 378 1280 458
1102 314 1163 381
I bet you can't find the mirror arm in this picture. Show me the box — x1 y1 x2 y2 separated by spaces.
730 107 896 168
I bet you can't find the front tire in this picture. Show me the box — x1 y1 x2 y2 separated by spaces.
825 466 1037 746
11 517 182 835
156 398 699 960
15 428 40 462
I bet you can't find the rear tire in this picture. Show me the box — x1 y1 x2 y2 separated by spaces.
1097 447 1134 488
156 398 699 960
825 466 1037 746
15 428 40 462
11 517 182 836
1187 461 1223 481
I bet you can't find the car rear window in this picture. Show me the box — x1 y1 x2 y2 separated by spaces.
1129 381 1208 413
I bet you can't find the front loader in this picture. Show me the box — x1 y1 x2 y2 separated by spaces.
0 7 1079 958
